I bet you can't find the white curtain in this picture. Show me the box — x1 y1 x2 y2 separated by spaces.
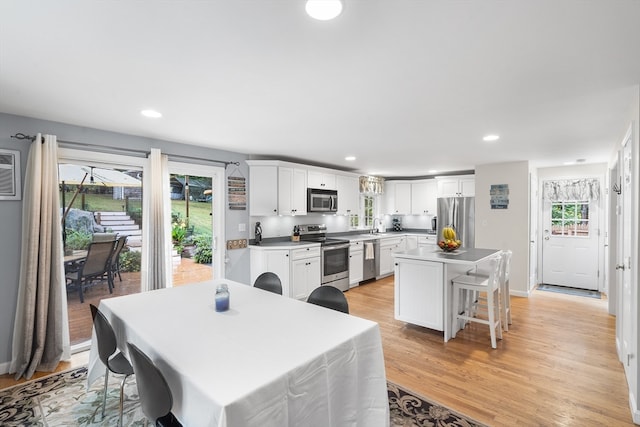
142 148 172 291
542 178 600 202
10 134 70 380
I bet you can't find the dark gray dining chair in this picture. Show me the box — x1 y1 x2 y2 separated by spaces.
307 285 349 314
126 342 183 427
90 304 134 427
253 272 283 295
66 240 115 303
109 235 128 283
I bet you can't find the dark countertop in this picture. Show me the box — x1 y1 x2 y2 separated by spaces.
393 247 500 265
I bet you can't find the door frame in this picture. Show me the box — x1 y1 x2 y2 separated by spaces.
537 173 606 292
168 161 225 281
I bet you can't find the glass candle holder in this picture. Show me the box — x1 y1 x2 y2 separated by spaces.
215 284 230 312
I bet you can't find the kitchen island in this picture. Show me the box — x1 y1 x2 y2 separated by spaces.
393 247 500 342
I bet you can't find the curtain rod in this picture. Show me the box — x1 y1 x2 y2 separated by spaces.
10 133 241 168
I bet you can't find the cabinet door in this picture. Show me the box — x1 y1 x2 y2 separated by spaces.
459 177 475 197
291 168 308 214
424 180 437 214
263 250 291 297
292 256 321 300
249 165 278 216
336 175 359 215
436 178 461 198
308 170 336 190
349 246 364 286
394 183 411 214
411 181 429 215
394 259 444 330
379 244 395 275
406 235 418 250
278 167 307 215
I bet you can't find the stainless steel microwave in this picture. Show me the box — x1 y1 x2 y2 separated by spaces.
307 188 338 212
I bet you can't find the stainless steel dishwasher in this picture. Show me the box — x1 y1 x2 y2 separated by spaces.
362 239 380 281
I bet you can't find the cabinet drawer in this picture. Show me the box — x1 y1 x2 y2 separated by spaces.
418 236 436 244
291 246 321 260
380 238 402 248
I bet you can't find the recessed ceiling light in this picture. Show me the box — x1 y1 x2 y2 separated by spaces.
483 134 500 142
141 109 162 118
563 161 575 166
428 170 438 174
305 0 343 20
345 156 356 161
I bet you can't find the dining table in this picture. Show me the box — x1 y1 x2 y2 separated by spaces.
87 279 389 427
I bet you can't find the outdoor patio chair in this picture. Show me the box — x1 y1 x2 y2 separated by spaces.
109 235 128 284
66 240 115 303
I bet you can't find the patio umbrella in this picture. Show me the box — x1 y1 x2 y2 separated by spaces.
58 164 141 187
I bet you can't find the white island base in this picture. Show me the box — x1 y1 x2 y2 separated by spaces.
393 247 501 342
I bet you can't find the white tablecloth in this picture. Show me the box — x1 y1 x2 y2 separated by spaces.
88 280 389 427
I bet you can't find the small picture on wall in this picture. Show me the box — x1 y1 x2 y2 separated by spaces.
490 184 509 209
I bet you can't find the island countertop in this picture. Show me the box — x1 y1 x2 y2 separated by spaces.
393 247 500 265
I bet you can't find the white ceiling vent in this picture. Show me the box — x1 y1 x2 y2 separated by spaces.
0 149 21 200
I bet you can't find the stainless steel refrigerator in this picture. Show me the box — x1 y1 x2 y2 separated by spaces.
437 197 475 248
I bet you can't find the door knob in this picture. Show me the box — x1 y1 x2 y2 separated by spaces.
544 236 550 240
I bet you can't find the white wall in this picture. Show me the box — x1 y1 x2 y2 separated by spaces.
474 161 530 297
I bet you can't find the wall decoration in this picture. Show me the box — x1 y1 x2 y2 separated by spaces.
0 148 21 201
490 184 509 209
227 167 246 210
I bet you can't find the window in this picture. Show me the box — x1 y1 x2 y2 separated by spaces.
362 195 375 228
550 201 590 236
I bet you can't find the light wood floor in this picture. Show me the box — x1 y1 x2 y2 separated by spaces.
347 276 633 426
1 275 633 426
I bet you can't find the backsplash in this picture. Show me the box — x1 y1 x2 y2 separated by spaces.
250 213 435 239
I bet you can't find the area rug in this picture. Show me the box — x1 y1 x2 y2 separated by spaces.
537 283 601 299
0 367 485 426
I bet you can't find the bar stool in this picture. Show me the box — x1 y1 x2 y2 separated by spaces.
466 250 513 331
452 255 503 348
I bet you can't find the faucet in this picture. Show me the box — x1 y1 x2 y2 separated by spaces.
371 218 381 234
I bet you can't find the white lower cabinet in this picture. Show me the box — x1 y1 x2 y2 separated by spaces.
349 241 364 287
250 245 320 300
394 258 444 330
418 235 437 248
406 235 418 250
290 247 321 300
378 237 405 277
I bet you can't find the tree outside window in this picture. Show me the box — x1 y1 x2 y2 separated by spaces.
551 201 590 236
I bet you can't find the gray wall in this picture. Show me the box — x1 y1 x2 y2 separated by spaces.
0 113 250 367
474 161 531 297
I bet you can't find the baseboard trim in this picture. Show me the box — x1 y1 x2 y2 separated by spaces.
0 360 11 375
629 389 640 424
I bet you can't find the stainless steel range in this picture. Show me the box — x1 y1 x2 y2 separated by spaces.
298 224 350 292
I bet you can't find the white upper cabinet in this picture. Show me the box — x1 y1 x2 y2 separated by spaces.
248 164 279 216
336 174 359 215
436 175 475 197
411 179 437 215
307 170 336 190
278 167 307 215
384 181 412 215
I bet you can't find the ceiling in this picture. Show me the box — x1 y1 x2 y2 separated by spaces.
2 1 639 177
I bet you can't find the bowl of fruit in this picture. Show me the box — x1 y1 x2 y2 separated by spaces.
438 239 461 252
438 227 461 252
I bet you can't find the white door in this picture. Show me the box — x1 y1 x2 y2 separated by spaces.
542 198 599 290
620 133 632 376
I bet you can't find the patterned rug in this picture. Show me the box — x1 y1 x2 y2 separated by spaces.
0 367 485 426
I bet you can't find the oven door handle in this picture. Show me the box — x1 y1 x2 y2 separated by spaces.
322 243 350 251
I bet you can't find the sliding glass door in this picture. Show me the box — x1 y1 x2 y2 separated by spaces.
169 162 224 285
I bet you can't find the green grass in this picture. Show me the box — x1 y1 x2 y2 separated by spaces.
61 192 212 236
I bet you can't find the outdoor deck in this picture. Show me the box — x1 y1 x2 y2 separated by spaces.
68 258 212 346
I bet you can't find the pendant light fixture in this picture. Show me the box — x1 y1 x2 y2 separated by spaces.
305 0 343 21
